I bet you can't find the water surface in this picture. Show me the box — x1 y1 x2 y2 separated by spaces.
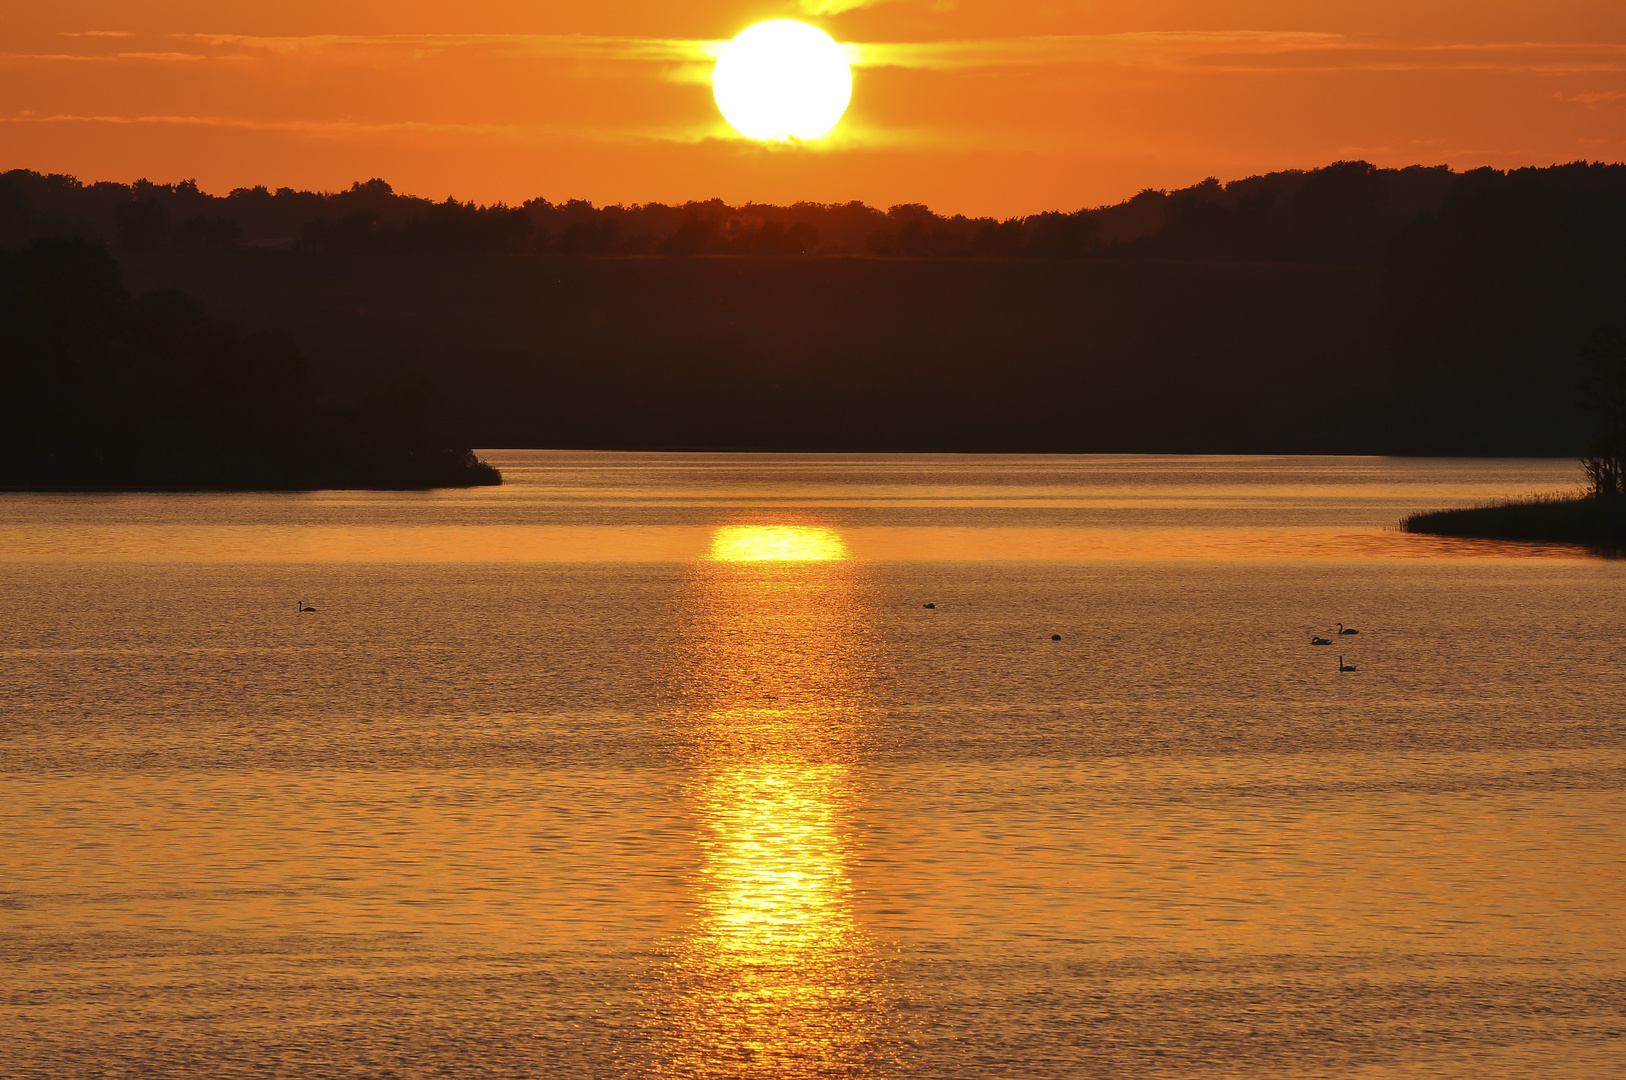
2 454 1622 1078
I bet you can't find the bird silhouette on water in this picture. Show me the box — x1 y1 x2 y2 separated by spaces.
923 603 935 609
1338 623 1359 635
1311 635 1332 645
1339 656 1356 672
1051 634 1062 641
298 600 316 613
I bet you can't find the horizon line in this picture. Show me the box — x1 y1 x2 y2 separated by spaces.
13 158 1626 221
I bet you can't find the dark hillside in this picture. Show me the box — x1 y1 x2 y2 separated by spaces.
7 160 1625 455
118 252 1391 453
0 239 500 489
1386 162 1626 454
1 161 1453 263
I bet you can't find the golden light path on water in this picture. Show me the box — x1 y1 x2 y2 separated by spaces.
708 525 850 562
646 524 894 1077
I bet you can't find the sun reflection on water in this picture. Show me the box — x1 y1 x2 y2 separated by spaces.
708 525 849 562
700 747 852 957
645 540 895 1077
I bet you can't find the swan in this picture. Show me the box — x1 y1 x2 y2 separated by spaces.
1338 623 1358 635
1339 656 1356 672
1051 634 1062 641
1311 635 1332 645
299 600 316 613
923 603 935 609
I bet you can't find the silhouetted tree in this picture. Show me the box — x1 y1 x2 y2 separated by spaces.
659 216 721 256
729 219 819 255
173 216 244 252
302 210 392 254
1386 162 1626 454
560 218 621 256
403 199 536 253
1024 211 1099 258
113 198 170 251
0 160 1480 264
0 175 30 247
1583 328 1626 498
0 238 498 488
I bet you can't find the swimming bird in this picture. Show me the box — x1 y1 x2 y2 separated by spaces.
1338 623 1358 635
923 603 935 609
1051 634 1062 641
1311 635 1332 645
1339 656 1356 672
299 600 316 613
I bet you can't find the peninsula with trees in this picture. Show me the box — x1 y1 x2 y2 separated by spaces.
1402 330 1626 550
0 238 499 490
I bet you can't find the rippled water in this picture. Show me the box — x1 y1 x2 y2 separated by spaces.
2 454 1623 1078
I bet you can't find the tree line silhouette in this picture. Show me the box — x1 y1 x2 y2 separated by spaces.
0 238 499 488
1383 162 1626 456
2 161 1462 264
3 161 1625 461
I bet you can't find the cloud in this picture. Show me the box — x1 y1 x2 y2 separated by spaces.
0 53 108 62
0 112 511 134
847 31 1346 71
18 28 1626 84
0 110 732 147
0 50 244 64
846 31 1626 75
114 52 209 62
799 0 882 13
5 32 727 82
177 32 724 64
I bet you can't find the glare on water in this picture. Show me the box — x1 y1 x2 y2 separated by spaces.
708 525 850 563
645 555 893 1076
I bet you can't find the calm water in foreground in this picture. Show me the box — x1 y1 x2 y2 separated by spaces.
2 454 1623 1079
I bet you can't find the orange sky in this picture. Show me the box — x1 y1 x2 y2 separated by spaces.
4 1 1625 215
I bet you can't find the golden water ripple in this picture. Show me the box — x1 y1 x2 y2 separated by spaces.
644 538 898 1077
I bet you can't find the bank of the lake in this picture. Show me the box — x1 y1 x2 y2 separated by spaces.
1402 493 1626 549
2 238 501 492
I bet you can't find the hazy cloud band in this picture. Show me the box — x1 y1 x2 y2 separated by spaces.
9 30 1622 75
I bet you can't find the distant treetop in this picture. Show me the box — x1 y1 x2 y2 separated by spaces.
3 161 1622 266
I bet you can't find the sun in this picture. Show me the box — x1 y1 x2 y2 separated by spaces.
712 20 852 142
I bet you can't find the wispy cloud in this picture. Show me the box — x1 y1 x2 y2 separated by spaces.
11 31 727 82
0 110 736 147
848 31 1345 71
799 0 883 13
176 31 724 63
1560 89 1626 104
847 32 1626 74
18 29 1626 78
178 32 725 82
0 53 107 63
1 50 245 64
115 52 209 62
0 112 510 134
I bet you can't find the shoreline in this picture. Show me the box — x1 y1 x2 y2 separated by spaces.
1402 494 1626 550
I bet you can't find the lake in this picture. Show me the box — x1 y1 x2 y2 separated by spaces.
2 453 1622 1078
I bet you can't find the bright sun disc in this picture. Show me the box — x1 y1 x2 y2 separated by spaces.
713 20 852 141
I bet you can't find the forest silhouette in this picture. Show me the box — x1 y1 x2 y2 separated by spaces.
1 161 1461 262
2 161 1625 463
1403 328 1626 547
0 238 498 489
